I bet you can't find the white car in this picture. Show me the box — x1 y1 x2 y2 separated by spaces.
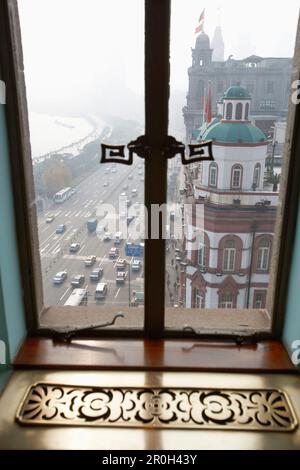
53 271 67 284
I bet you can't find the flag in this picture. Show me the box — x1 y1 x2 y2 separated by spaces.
195 9 205 34
206 81 212 123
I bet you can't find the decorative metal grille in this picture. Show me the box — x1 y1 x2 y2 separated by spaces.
16 383 297 431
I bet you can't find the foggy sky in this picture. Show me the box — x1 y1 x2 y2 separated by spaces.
18 0 299 120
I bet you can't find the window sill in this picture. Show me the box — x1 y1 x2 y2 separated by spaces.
13 338 296 372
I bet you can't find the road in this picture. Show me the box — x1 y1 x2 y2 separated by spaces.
38 159 145 309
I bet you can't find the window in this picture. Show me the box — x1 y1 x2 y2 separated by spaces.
198 243 206 269
195 289 205 308
223 240 236 272
253 291 266 308
235 103 243 120
209 163 218 187
231 165 243 189
226 102 233 120
256 238 271 271
253 163 261 188
220 292 233 309
4 0 300 339
245 103 250 120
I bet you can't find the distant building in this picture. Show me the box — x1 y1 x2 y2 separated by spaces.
183 32 292 142
181 85 278 310
212 26 224 62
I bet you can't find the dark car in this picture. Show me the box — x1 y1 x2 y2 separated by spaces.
71 274 85 287
56 224 66 234
89 267 104 281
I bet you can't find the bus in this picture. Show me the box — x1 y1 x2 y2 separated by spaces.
64 288 88 306
53 187 73 203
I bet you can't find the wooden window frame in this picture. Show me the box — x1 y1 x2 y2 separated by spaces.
1 0 300 343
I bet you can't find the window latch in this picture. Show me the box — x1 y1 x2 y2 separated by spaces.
100 135 214 166
45 313 125 342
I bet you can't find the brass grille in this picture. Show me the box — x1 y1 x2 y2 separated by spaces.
16 383 298 431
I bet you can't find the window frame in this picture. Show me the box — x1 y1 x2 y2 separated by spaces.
1 0 300 341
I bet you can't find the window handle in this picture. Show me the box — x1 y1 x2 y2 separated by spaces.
100 135 214 166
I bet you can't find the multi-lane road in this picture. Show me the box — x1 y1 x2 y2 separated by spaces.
37 159 145 308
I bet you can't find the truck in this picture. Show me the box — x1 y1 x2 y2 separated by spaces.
87 218 98 232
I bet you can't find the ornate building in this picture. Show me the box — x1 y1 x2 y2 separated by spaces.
183 32 292 142
181 85 278 310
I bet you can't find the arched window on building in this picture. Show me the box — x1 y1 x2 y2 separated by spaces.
231 164 243 189
195 289 205 308
226 102 233 120
220 291 233 308
198 242 206 269
235 102 243 120
256 238 271 271
223 239 236 272
253 163 261 189
245 103 250 120
209 162 218 187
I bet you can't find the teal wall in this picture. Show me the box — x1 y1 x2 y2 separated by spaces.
0 101 27 391
283 200 300 368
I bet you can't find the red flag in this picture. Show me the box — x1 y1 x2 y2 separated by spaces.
206 81 212 123
195 9 205 34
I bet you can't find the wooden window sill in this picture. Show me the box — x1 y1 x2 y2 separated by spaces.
13 338 296 372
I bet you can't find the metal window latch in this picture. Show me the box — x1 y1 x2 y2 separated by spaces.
45 313 125 342
100 135 214 166
162 136 214 165
100 135 150 165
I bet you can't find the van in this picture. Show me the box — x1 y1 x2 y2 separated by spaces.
114 232 123 245
95 282 107 300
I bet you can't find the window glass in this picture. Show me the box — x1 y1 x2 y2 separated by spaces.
166 0 298 333
18 0 145 330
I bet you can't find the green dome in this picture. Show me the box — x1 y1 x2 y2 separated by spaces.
202 121 267 144
223 85 251 99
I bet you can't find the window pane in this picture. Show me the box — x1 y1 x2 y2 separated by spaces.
166 0 298 334
18 0 145 330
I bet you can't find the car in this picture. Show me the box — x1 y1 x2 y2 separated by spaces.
126 199 132 207
131 189 137 197
71 274 85 287
46 214 55 223
103 181 109 187
131 259 142 271
84 255 96 266
114 232 123 245
138 170 143 175
95 282 108 300
116 258 126 270
102 232 112 241
70 188 76 195
130 291 144 306
69 243 80 253
116 271 126 284
123 184 129 190
53 271 67 285
56 224 66 234
120 192 126 197
89 267 103 281
128 174 133 180
176 255 181 262
109 247 119 259
170 210 175 220
111 167 117 173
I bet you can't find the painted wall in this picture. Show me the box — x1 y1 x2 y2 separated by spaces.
283 200 300 369
0 93 27 391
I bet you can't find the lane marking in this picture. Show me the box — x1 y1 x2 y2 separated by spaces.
59 287 71 302
114 288 120 299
